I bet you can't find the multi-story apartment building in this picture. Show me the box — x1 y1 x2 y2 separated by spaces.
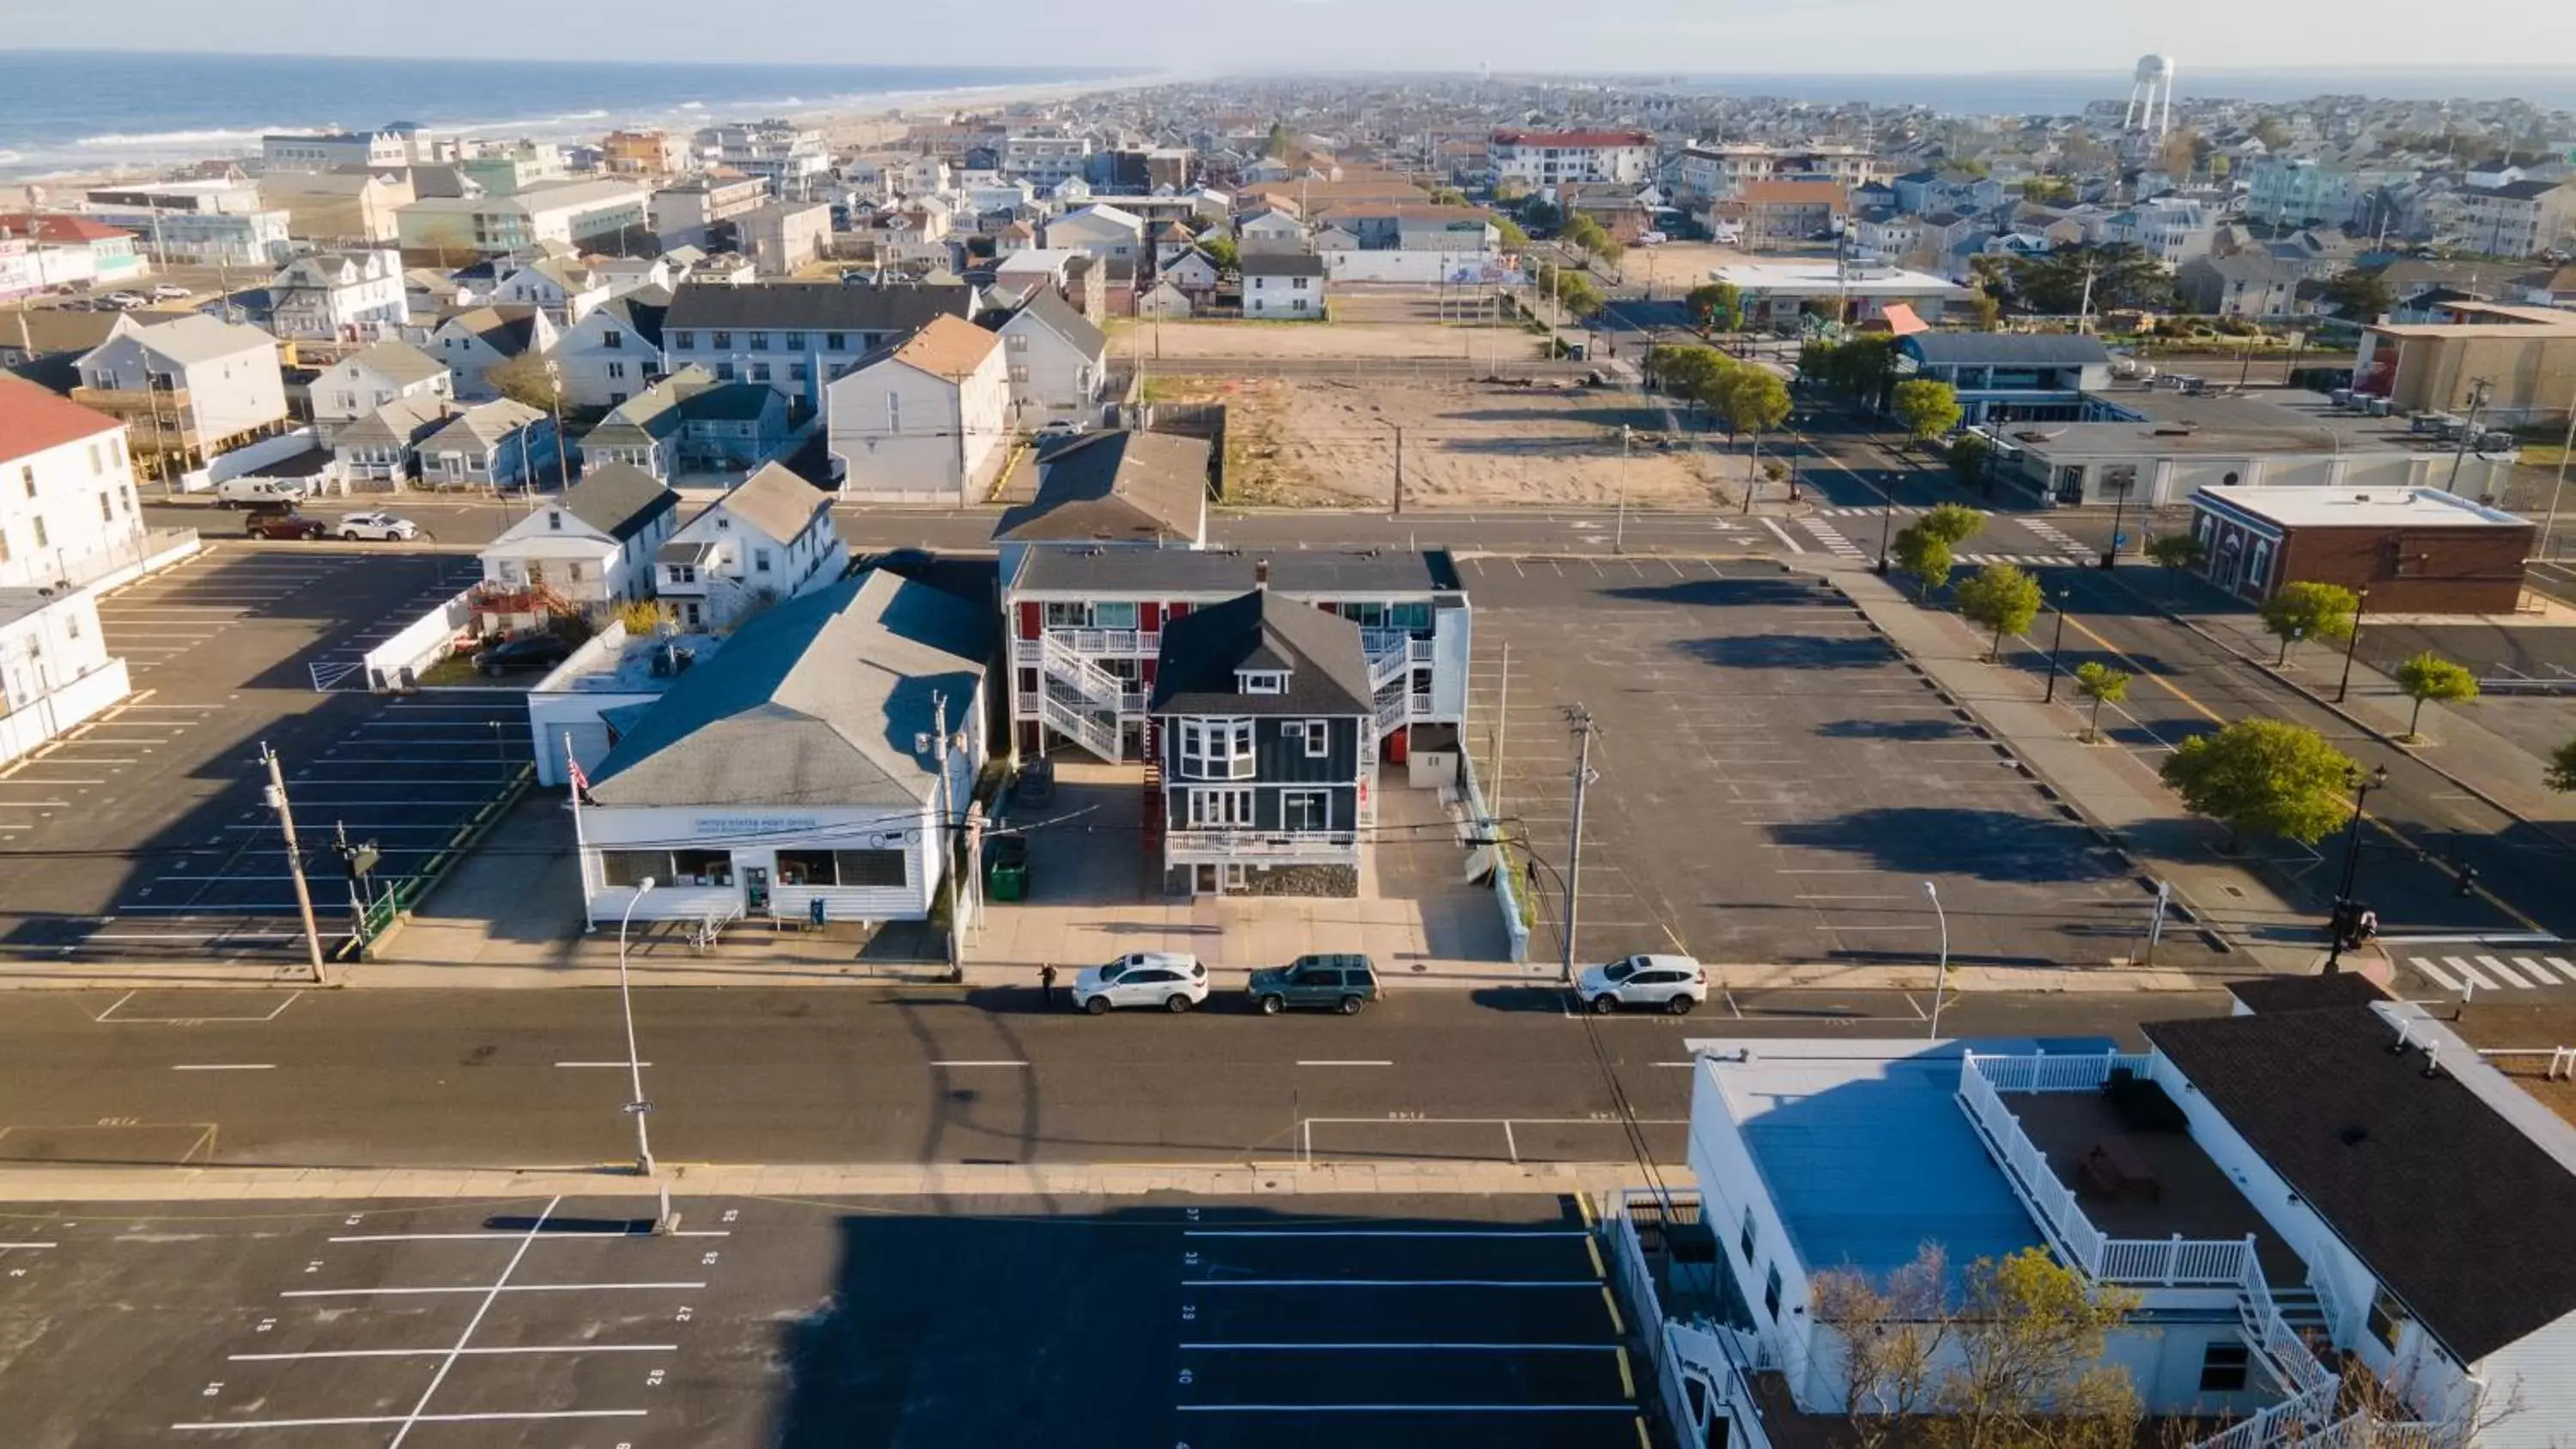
0 376 141 589
264 248 407 341
2458 179 2576 258
648 175 771 252
659 282 974 408
601 130 687 177
260 129 416 173
258 168 414 245
1675 142 1880 203
2242 156 2409 230
1000 130 1095 188
458 142 568 197
701 120 829 194
394 179 650 262
72 314 289 476
82 180 293 267
1490 130 1655 188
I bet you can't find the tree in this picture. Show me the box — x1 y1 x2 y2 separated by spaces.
1812 1244 1952 1448
2392 651 2478 740
1649 343 1728 418
1564 215 1607 253
1552 270 1602 318
1493 215 1529 250
1919 502 1988 548
2073 662 2130 743
1686 280 1742 332
1263 120 1294 159
1196 235 1238 273
1893 522 1955 595
1949 433 1992 492
1717 368 1791 506
483 353 562 414
2550 737 2576 793
1957 564 2044 661
2251 117 2293 150
1967 291 2002 330
1931 1248 2142 1449
2257 580 2360 664
2020 176 2078 206
1891 379 1964 450
1517 197 1561 231
2160 718 2358 848
2143 531 2208 597
2008 243 2174 314
1592 234 1625 268
2322 265 2396 321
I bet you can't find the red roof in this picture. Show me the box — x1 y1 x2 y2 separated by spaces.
0 375 123 464
1492 130 1651 149
0 212 137 245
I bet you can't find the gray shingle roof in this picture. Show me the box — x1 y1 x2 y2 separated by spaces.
560 462 678 541
422 398 544 452
663 280 974 334
1241 253 1327 278
343 338 447 387
1150 588 1373 718
1007 287 1107 359
709 462 832 544
588 570 993 809
994 429 1207 544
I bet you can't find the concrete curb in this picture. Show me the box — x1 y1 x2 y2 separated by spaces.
0 1160 1649 1203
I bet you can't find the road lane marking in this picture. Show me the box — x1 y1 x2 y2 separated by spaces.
2410 958 2463 990
555 1061 653 1068
1759 518 1803 552
929 1059 1028 1067
328 1230 726 1243
282 1282 706 1298
231 1343 678 1361
2476 955 2534 987
0 1240 57 1248
171 1064 275 1071
2445 956 2498 990
1295 1059 1393 1067
179 1411 647 1431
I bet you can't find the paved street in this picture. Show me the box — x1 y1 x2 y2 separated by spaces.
0 1191 1641 1449
0 986 2217 1173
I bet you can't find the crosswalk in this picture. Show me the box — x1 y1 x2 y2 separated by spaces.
1816 506 1922 518
1801 518 1869 561
1958 552 2084 568
2022 517 2090 554
2403 953 2576 994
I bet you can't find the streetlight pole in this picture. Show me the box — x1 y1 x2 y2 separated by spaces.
2541 403 2576 562
1923 881 1950 1040
1874 470 1898 574
1614 425 1630 555
2101 475 2130 569
2336 587 2370 704
1561 706 1597 985
2040 589 2072 703
2324 766 2389 974
617 878 659 1177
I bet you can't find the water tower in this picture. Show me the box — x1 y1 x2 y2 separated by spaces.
2123 54 2176 141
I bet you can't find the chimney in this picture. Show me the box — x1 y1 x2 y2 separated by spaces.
1254 558 1269 591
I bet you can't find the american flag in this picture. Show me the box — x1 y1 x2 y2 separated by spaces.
568 755 592 802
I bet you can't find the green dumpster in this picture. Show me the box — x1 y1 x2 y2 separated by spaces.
984 835 1029 902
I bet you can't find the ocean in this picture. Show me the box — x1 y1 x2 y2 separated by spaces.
0 50 1128 176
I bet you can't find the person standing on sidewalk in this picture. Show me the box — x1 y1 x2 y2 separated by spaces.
1039 962 1057 1008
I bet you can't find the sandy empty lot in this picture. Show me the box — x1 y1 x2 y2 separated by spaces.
1164 374 1749 509
1112 315 1544 361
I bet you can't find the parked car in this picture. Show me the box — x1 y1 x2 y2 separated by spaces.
1249 953 1381 1016
212 476 308 509
1036 419 1089 438
474 633 574 676
337 511 419 541
102 291 148 309
1577 954 1706 1015
1072 952 1208 1015
244 512 330 541
148 282 192 300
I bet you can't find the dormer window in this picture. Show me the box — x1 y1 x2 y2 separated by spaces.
1238 670 1287 694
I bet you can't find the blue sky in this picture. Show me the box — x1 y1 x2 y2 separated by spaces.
10 0 2574 73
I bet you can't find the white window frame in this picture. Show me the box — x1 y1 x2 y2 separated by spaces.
1238 670 1287 694
1299 720 1329 757
1179 718 1255 779
1282 789 1329 832
1188 786 1254 828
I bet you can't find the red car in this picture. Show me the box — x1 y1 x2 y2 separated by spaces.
246 512 330 540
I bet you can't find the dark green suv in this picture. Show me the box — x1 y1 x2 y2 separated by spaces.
1249 954 1382 1016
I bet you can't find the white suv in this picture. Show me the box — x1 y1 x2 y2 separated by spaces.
337 511 420 541
1577 954 1707 1015
1072 952 1209 1015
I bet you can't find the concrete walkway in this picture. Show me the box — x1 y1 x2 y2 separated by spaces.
0 1159 1648 1203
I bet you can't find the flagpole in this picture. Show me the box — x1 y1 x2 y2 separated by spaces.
568 729 595 932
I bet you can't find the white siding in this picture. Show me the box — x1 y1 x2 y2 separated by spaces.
2467 1311 2576 1448
1685 1061 1825 1401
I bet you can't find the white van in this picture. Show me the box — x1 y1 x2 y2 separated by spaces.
212 476 309 509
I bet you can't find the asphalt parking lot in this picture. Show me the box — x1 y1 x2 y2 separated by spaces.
0 1193 1645 1449
1466 557 2160 970
0 543 526 966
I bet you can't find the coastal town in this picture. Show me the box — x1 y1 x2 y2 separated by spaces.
3 57 2576 1449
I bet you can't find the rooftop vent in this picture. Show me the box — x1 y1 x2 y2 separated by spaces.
2336 1124 2371 1148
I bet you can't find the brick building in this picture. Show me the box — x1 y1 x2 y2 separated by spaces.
2188 485 2532 615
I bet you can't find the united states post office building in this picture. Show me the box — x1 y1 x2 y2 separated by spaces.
575 569 990 927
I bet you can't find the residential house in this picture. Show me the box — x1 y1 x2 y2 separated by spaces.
653 461 847 630
1234 209 1307 257
2458 179 2576 258
331 393 454 488
477 462 679 604
258 168 414 244
1675 142 1882 204
416 398 557 492
577 366 791 482
702 119 829 193
1151 221 1197 269
394 179 650 262
261 130 416 173
1159 247 1221 302
733 200 831 276
1242 252 1326 319
265 248 407 340
993 287 1108 427
1489 130 1654 187
545 287 669 409
489 256 611 324
0 215 148 297
0 306 123 379
1001 130 1092 187
307 338 453 436
1891 167 2006 217
0 583 125 767
1151 584 1372 897
72 314 289 476
993 428 1210 575
1649 988 2576 1448
1717 180 1849 250
590 254 675 300
1044 203 1146 265
457 142 568 198
993 219 1037 255
82 179 292 266
648 175 770 252
2102 198 2218 267
822 312 1009 505
428 305 557 400
1896 332 2111 424
1136 278 1194 317
659 280 975 409
0 376 141 588
574 570 990 928
1851 209 1923 261
2243 155 2409 229
2176 253 2305 318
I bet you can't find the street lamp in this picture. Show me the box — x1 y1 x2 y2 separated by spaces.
617 877 659 1176
2100 473 2132 569
1614 424 1631 555
1874 473 1899 575
2335 587 2370 704
1923 881 1951 1040
2039 589 2073 703
2324 766 2390 974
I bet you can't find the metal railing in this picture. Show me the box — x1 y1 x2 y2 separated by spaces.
1037 691 1120 761
1162 828 1358 859
1018 627 1158 659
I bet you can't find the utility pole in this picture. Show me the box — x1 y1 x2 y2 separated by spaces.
2445 376 2492 498
261 743 329 985
1391 424 1404 518
932 691 962 981
1614 424 1630 554
1489 640 1510 822
2543 402 2576 561
1561 705 1597 984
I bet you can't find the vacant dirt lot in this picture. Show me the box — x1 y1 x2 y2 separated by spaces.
1164 374 1745 509
1112 316 1543 361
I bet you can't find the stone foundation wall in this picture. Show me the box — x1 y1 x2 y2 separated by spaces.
1162 861 1361 898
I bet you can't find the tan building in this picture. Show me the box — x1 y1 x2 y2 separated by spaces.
1716 179 1850 250
2354 305 2576 421
602 130 685 176
734 201 832 276
259 168 415 244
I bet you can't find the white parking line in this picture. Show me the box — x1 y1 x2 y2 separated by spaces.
281 1282 707 1297
230 1344 679 1361
556 1061 654 1068
929 1059 1028 1067
383 1193 562 1449
0 1240 58 1248
172 1064 275 1071
1295 1059 1393 1067
328 1230 722 1242
178 1410 647 1431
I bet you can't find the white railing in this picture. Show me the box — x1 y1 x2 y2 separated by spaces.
1410 689 1435 719
1957 1054 2109 1275
1369 643 1409 690
2099 1234 2255 1287
1040 632 1128 712
1041 627 1157 657
1601 1191 1776 1449
1971 1050 2153 1093
1038 690 1120 761
2306 1252 2350 1348
1375 693 1406 735
1163 828 1358 860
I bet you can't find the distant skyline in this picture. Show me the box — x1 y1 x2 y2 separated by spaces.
10 2 2576 78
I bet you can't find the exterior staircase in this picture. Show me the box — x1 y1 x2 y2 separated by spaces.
1037 633 1128 762
1367 636 1412 741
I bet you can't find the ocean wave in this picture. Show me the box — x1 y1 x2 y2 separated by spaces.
74 125 276 149
556 109 611 121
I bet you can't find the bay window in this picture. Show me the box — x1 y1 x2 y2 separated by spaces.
1178 718 1254 779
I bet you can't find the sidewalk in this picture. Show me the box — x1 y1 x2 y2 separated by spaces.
0 1159 1649 1203
1830 564 2331 979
